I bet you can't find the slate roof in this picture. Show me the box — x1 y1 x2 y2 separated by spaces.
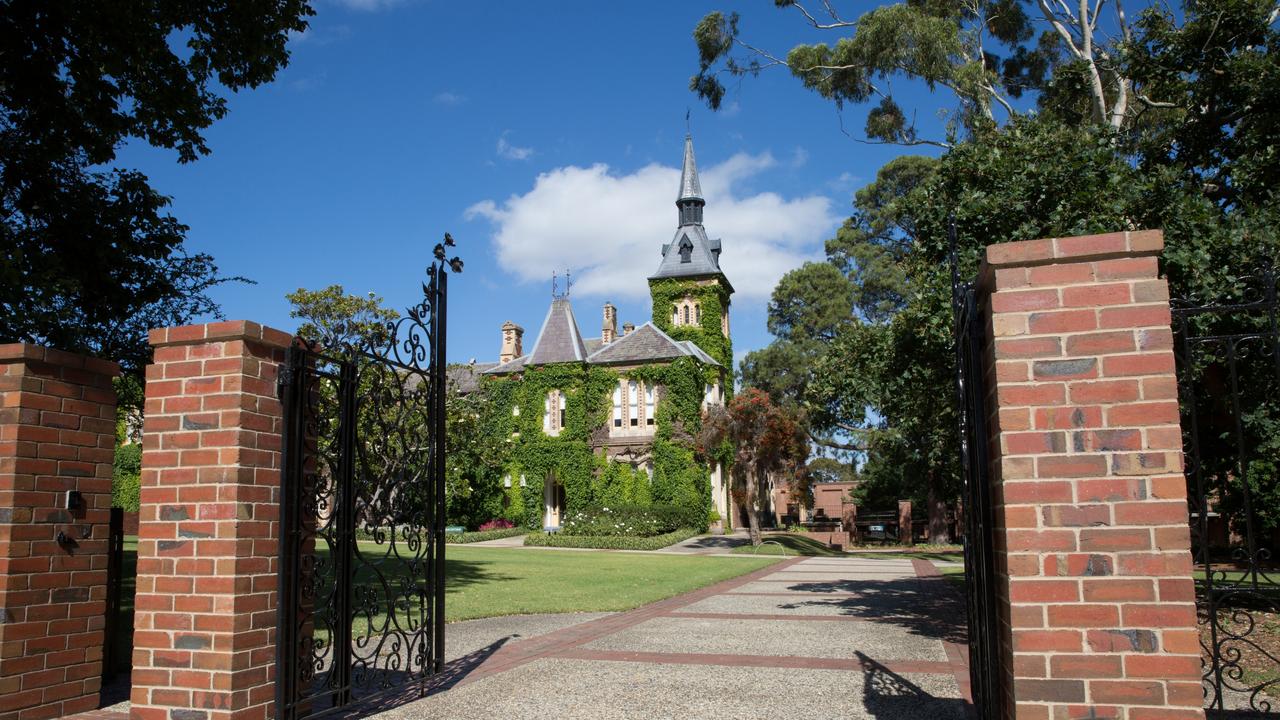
483 307 720 375
651 223 727 284
527 297 587 365
446 362 496 394
586 322 720 367
678 134 703 201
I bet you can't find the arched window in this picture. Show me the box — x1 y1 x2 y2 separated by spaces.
644 385 656 426
694 303 701 324
612 384 623 428
627 380 640 427
682 306 690 325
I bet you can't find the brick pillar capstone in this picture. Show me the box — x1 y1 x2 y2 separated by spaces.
0 344 118 720
981 230 1202 720
130 322 291 720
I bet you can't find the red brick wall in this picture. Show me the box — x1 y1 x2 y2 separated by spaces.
0 344 119 720
981 231 1203 720
131 322 290 720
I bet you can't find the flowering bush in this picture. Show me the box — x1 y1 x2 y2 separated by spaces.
478 518 515 531
560 504 705 537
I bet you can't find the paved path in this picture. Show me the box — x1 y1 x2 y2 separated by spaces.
373 556 971 719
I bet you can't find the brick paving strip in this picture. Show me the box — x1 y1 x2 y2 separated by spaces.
911 558 975 704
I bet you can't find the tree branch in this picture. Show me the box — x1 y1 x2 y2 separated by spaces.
788 1 858 29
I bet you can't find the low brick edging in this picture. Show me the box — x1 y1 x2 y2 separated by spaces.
0 343 119 720
981 230 1204 720
131 321 292 720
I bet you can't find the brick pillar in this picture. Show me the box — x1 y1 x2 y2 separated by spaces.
982 230 1203 720
897 500 913 546
131 322 290 720
0 344 118 720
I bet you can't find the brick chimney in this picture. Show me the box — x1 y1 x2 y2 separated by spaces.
500 320 524 363
602 303 617 344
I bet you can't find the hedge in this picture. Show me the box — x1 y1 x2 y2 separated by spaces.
444 527 527 544
523 527 701 551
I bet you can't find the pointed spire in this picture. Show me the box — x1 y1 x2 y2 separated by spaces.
676 133 705 226
678 134 702 201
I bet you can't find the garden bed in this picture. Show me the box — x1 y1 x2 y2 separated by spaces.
524 527 702 551
445 527 526 544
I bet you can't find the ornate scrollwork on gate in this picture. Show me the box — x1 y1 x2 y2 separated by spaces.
1173 269 1280 715
277 236 461 720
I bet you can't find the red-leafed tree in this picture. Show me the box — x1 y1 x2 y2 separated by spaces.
700 388 809 546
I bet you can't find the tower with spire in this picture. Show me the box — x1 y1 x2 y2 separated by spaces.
648 133 734 368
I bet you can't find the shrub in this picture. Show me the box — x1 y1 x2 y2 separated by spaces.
112 443 142 512
478 518 515 531
523 527 702 550
560 503 708 537
445 527 526 544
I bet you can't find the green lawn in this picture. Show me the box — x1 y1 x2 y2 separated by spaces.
441 545 778 621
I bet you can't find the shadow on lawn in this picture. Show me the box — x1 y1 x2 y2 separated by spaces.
441 557 516 590
858 651 969 720
777 575 968 645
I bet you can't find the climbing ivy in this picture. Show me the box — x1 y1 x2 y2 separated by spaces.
482 355 723 531
648 277 733 370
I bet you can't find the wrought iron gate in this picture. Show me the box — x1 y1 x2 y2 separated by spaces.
276 239 462 720
1173 269 1280 716
951 235 1002 720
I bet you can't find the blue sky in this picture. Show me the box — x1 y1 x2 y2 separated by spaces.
117 0 948 369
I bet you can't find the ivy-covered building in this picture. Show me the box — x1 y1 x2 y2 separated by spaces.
477 134 734 531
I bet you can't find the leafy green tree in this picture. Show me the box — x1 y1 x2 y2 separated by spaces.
444 375 513 529
0 1 312 373
285 285 400 347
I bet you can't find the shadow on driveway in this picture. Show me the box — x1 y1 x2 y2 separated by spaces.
777 576 969 645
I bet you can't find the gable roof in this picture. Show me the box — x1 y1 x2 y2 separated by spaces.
586 322 720 367
526 297 587 365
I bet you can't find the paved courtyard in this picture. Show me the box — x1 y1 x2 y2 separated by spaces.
375 555 971 720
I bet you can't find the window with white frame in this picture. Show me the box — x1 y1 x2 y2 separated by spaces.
627 380 640 427
613 379 659 433
543 390 566 435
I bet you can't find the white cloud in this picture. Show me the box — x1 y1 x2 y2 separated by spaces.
791 147 809 168
465 152 839 304
434 91 466 107
329 0 404 10
496 132 534 161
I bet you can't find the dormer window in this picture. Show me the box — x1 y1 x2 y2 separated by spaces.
678 236 693 263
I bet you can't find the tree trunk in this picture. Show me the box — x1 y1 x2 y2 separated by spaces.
927 481 949 545
745 467 763 546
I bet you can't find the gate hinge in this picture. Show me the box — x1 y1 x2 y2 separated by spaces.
276 362 293 400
